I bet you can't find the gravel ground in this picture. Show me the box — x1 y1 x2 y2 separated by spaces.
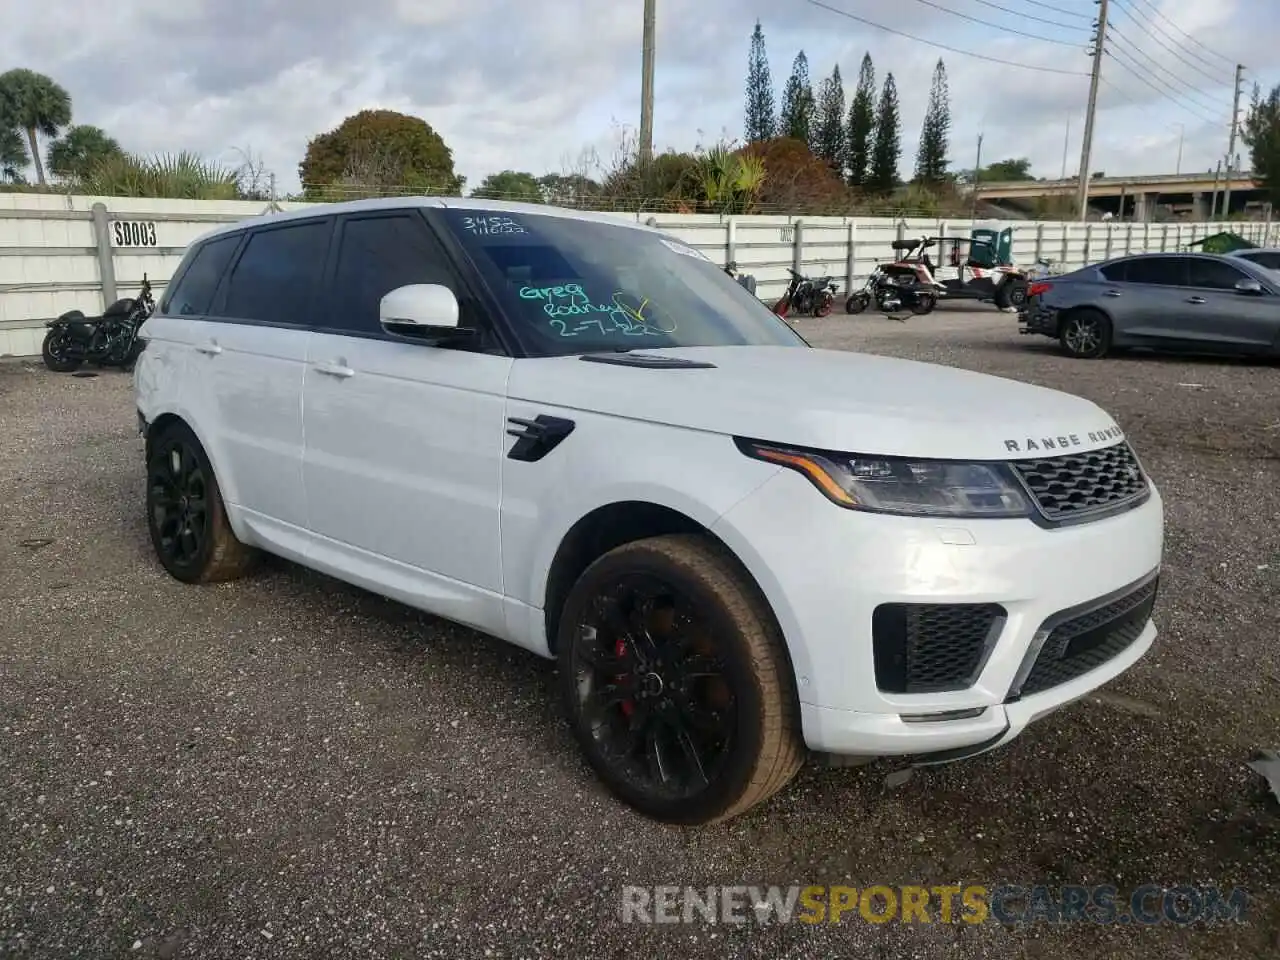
1 310 1278 959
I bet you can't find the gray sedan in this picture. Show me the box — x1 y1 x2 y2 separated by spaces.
1017 251 1280 359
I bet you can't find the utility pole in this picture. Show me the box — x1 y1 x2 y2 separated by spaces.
1060 116 1070 179
1076 0 1109 222
639 0 656 164
1222 63 1245 218
971 133 983 218
1173 123 1183 175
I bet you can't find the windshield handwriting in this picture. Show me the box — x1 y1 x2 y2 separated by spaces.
517 284 677 338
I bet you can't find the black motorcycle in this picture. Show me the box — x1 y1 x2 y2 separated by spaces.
846 238 939 316
772 267 838 318
42 275 156 373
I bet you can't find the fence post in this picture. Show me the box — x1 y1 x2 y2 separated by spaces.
1083 224 1093 265
1141 220 1149 254
1161 223 1169 252
792 220 805 274
1265 204 1274 246
1034 223 1044 261
845 219 857 294
1104 224 1113 260
1060 223 1069 266
90 202 117 309
726 216 737 268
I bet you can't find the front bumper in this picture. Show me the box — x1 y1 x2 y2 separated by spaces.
711 468 1164 758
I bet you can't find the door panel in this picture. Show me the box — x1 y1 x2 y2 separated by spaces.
303 333 511 591
1103 256 1188 342
1177 258 1280 349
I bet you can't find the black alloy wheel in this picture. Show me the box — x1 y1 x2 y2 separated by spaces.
148 434 211 574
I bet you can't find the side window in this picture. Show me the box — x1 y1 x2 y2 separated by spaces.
327 214 457 334
163 234 240 316
1243 252 1280 270
1099 261 1127 282
1123 256 1186 286
221 219 332 325
1186 258 1249 290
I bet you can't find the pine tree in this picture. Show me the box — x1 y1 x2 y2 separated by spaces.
743 20 776 143
845 53 876 187
868 72 901 194
913 59 951 184
779 51 815 147
814 64 846 174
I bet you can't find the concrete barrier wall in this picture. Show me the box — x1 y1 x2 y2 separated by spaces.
1 191 1271 357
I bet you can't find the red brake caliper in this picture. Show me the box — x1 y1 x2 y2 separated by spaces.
616 637 635 718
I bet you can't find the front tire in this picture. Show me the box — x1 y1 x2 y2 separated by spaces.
41 329 82 372
556 534 804 825
146 421 257 583
1058 308 1112 359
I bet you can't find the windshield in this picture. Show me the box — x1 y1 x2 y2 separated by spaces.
438 208 808 356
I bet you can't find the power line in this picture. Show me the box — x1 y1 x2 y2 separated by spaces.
1103 46 1221 126
1107 28 1230 116
801 0 1091 75
1111 0 1235 88
965 0 1084 31
897 0 1089 46
1122 0 1237 69
1017 0 1091 17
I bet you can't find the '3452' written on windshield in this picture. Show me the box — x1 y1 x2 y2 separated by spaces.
461 215 525 235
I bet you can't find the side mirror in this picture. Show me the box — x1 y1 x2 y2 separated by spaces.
1234 278 1264 295
378 284 470 340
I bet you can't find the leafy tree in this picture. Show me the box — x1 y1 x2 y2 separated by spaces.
299 109 464 200
47 124 123 182
538 173 602 206
744 20 776 143
846 54 876 188
868 73 901 194
0 69 73 186
0 127 26 183
972 157 1035 182
913 59 951 185
472 170 544 202
739 136 851 214
1243 83 1280 208
779 52 815 147
814 65 846 174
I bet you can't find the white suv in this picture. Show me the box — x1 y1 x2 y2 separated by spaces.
134 197 1164 825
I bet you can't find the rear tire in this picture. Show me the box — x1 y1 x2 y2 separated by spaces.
146 421 258 583
41 329 82 372
845 292 870 315
910 293 938 316
556 534 805 825
995 277 1028 310
1058 308 1112 359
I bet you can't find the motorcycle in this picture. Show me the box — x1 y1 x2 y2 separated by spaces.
845 239 940 316
772 267 838 318
42 275 156 373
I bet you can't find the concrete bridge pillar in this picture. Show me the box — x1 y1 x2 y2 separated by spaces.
1192 192 1208 220
1134 192 1155 222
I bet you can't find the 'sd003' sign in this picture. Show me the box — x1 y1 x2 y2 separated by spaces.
111 220 158 247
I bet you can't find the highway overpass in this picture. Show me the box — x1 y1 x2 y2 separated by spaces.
973 172 1265 220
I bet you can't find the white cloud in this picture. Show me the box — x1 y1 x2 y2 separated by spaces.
1 0 1275 194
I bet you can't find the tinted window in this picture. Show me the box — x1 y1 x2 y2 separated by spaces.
438 209 806 357
328 215 456 334
1240 251 1280 270
1099 261 1127 282
163 234 240 316
1187 258 1249 290
221 220 331 324
1123 257 1186 286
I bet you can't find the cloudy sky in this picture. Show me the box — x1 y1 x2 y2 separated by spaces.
2 0 1276 195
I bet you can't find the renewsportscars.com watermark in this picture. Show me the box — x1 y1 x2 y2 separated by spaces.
620 884 1250 927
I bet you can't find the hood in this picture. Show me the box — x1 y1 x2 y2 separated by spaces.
505 345 1126 461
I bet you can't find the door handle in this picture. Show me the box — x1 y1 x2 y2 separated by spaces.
1185 296 1207 304
315 360 354 379
1102 290 1122 298
195 341 222 355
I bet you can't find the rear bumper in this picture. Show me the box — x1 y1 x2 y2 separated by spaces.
1018 300 1059 336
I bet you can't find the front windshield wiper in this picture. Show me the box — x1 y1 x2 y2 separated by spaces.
579 351 716 369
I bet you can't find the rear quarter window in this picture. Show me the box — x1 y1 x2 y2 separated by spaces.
162 233 242 316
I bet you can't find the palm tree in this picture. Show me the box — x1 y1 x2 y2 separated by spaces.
48 124 123 182
0 69 73 186
0 127 26 183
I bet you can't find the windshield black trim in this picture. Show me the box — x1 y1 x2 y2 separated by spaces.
580 353 717 369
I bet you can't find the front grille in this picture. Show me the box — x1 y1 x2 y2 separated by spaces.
872 603 1007 694
1012 576 1159 699
1010 441 1148 522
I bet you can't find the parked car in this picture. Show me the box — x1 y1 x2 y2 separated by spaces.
1227 246 1280 273
1019 251 1280 359
135 198 1165 825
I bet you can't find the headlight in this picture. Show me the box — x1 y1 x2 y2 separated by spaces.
738 440 1033 518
